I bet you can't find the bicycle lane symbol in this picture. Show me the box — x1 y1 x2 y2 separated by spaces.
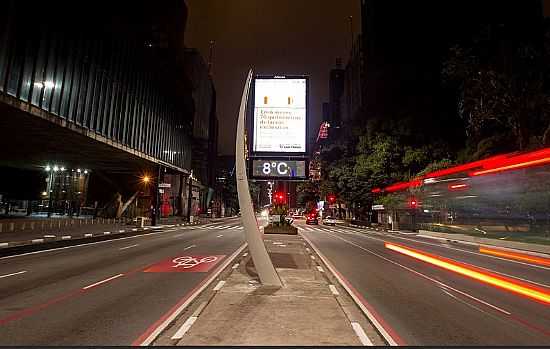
143 255 226 273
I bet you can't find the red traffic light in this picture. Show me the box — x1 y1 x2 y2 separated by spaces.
408 197 418 209
327 194 336 204
274 191 286 203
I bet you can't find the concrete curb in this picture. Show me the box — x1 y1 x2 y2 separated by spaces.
0 220 204 257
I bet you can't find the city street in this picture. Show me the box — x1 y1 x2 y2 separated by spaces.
296 221 550 346
0 218 244 345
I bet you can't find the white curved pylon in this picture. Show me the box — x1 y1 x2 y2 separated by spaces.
235 69 282 287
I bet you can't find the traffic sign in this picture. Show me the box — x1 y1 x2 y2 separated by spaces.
159 183 171 188
143 255 225 272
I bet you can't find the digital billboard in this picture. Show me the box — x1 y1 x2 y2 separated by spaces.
252 77 307 153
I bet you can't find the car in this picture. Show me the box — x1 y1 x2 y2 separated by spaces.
306 214 318 225
323 216 336 226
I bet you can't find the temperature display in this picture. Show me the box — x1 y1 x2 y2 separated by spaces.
251 160 307 178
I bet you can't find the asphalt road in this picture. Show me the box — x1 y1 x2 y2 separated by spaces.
297 220 550 346
0 218 245 345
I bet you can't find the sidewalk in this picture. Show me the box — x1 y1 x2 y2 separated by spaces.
156 233 382 346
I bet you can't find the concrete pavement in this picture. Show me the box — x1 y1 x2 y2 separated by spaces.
156 233 383 346
0 218 244 345
298 222 550 345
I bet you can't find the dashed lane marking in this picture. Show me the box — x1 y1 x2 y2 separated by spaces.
119 244 139 250
82 274 124 290
351 322 374 346
171 316 198 340
213 280 226 291
0 270 27 279
183 245 196 250
329 284 340 296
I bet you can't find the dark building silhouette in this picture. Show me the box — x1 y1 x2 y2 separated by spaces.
328 58 345 126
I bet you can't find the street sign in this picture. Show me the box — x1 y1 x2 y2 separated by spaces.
159 183 171 188
143 255 225 273
372 204 385 210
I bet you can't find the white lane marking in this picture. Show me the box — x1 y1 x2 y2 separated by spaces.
61 235 71 240
237 226 244 230
351 322 374 346
213 280 226 291
103 231 111 235
300 232 398 346
43 235 56 238
165 229 178 232
232 263 239 269
118 230 125 233
171 316 198 340
217 234 223 238
0 270 27 279
440 288 501 319
132 228 138 232
137 243 247 346
243 252 248 257
82 273 124 290
184 245 196 250
84 234 93 237
0 243 8 248
0 230 167 260
310 255 316 260
317 266 324 273
119 244 139 250
31 239 44 243
173 233 186 238
329 284 340 296
321 230 512 315
335 230 550 287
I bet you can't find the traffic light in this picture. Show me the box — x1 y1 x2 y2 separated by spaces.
408 197 418 209
274 191 286 204
327 194 336 204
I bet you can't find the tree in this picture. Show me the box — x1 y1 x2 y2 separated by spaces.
442 22 550 155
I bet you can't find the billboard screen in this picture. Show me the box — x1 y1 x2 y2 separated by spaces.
251 159 307 179
252 77 307 153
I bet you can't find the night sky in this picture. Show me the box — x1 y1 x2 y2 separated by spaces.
185 0 361 155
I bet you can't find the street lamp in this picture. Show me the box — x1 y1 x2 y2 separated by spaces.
142 175 150 184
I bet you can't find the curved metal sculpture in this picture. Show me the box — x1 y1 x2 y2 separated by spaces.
235 69 282 287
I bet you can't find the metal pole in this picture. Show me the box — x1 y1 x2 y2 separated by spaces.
187 171 193 223
47 171 54 218
235 69 281 287
152 165 161 226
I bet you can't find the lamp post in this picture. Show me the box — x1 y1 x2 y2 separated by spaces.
46 165 60 217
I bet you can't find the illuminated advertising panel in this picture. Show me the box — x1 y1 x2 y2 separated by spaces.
252 77 307 153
